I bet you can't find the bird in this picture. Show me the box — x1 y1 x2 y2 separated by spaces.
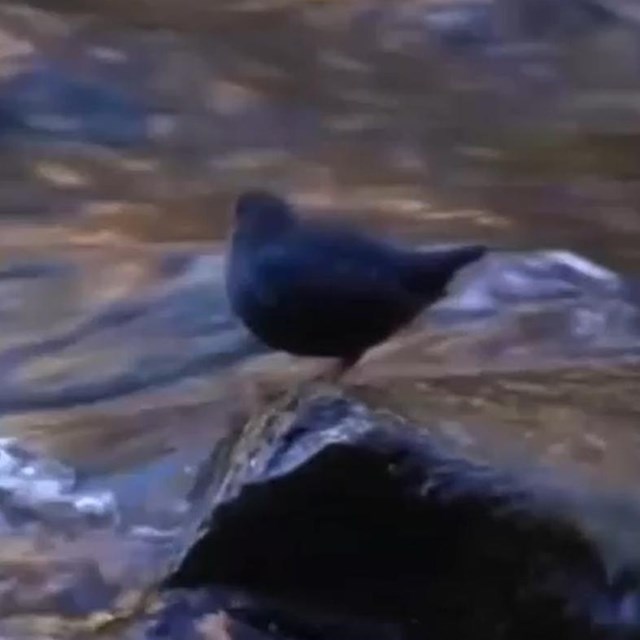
225 189 487 380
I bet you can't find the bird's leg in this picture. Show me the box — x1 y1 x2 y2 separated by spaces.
334 352 362 379
302 352 362 388
242 353 363 414
238 363 296 415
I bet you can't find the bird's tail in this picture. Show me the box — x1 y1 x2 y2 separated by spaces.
401 244 487 298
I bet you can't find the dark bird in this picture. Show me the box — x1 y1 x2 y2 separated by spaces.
226 190 487 377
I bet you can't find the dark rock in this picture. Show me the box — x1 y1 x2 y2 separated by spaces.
424 0 617 52
494 0 616 40
168 390 640 640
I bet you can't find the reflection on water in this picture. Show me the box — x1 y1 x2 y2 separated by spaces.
0 0 638 636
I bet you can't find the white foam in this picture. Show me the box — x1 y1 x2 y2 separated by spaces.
0 441 118 530
546 250 619 284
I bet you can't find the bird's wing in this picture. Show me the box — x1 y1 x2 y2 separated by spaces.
252 237 409 310
397 244 487 297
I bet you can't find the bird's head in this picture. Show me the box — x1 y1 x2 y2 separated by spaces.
233 190 296 238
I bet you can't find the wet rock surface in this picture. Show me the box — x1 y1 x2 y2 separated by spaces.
167 390 640 640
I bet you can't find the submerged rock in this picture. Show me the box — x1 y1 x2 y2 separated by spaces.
423 0 615 53
166 388 640 640
0 62 148 148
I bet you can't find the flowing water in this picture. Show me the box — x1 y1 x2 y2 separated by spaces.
0 0 639 636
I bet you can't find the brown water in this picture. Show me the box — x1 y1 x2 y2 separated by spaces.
0 1 639 636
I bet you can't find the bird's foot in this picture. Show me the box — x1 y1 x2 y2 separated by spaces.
239 371 288 416
297 355 359 393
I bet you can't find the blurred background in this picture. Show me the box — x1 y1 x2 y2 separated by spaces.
0 0 639 636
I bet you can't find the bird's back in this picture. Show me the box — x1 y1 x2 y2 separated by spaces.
397 244 487 300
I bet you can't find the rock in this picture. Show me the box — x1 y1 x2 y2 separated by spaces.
167 389 640 640
144 587 401 640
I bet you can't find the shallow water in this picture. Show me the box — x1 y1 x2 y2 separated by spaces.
0 0 639 636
